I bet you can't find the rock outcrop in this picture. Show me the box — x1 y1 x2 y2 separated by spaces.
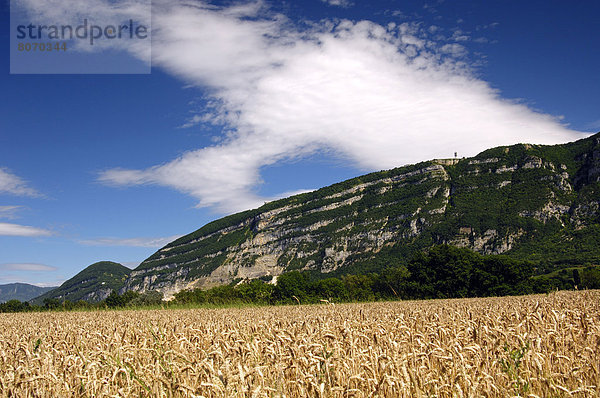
122 133 600 299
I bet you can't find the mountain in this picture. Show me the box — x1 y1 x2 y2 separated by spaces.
0 283 55 303
33 261 131 304
122 133 600 299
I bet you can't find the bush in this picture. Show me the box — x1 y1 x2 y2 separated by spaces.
236 280 274 303
275 271 312 303
582 267 600 289
129 291 164 307
43 298 61 310
0 300 31 313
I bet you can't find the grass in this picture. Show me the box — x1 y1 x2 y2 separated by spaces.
0 290 598 397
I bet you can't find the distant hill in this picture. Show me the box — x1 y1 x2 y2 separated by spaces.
0 283 55 303
32 261 131 304
119 132 600 299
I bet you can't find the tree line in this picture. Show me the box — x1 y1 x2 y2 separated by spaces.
2 245 600 313
0 290 164 313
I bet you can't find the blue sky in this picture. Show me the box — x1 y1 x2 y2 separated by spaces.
0 0 598 286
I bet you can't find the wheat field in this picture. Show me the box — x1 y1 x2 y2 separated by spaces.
0 290 598 397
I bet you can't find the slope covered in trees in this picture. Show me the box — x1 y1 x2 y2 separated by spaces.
0 283 55 303
32 261 131 305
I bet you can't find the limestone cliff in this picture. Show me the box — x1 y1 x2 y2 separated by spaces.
122 133 600 299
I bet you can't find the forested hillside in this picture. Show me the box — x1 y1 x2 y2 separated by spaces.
121 133 600 299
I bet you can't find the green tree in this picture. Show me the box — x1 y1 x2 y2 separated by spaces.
572 269 582 287
0 299 30 313
129 291 164 307
236 280 274 303
105 291 125 308
582 267 600 289
376 266 410 299
174 288 206 304
275 271 311 303
43 298 61 310
342 274 375 301
205 285 238 304
313 278 348 301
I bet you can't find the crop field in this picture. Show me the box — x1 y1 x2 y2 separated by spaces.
0 290 598 397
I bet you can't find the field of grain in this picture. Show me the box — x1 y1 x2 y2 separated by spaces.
0 290 598 397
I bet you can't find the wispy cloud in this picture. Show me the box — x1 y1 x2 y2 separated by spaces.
321 0 353 8
0 222 52 237
21 1 586 214
0 168 41 197
476 22 500 31
0 263 62 286
78 235 182 248
0 263 57 272
450 29 469 42
0 206 24 220
440 43 467 57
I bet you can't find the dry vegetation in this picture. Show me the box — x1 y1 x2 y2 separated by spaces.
0 290 598 397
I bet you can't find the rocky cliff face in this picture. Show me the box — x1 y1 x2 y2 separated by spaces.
122 134 600 299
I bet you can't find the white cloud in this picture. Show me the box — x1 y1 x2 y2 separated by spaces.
321 0 353 7
450 29 469 42
0 263 61 286
0 222 53 237
20 1 587 214
476 22 500 31
0 206 24 220
0 168 40 197
78 235 182 248
440 43 467 57
122 261 142 269
33 282 62 288
275 188 317 199
0 263 57 272
180 115 205 129
15 0 152 60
